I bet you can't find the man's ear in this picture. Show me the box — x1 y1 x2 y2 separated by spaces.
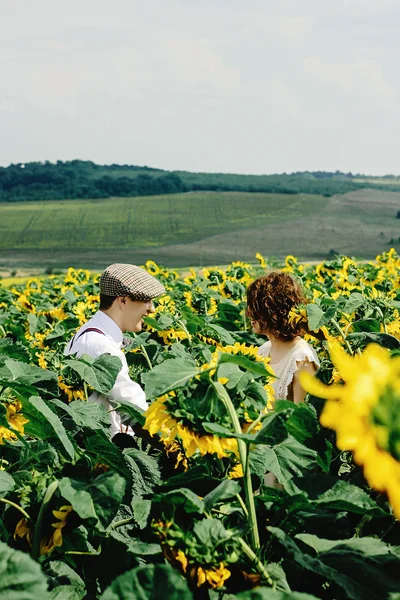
117 296 127 309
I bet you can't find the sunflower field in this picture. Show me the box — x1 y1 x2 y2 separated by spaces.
0 249 399 600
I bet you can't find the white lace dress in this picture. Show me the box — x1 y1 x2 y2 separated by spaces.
258 338 320 402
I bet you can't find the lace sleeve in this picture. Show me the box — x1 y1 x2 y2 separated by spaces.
258 341 271 358
277 345 320 400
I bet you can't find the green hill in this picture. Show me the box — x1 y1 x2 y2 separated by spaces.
1 189 399 269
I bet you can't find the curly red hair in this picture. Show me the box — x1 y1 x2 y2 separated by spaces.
246 272 306 342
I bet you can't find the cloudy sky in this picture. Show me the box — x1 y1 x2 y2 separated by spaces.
1 0 399 175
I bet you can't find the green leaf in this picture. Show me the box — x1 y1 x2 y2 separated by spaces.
67 400 110 430
343 293 365 314
122 332 150 351
90 472 126 529
351 318 381 333
27 313 38 335
193 518 234 546
269 527 400 600
45 561 86 600
236 589 320 599
48 587 83 600
254 410 290 446
206 324 235 344
306 304 325 331
100 564 192 600
0 541 50 599
58 478 97 521
314 479 388 516
0 359 57 390
347 332 400 350
316 440 333 473
285 403 320 444
0 471 15 497
291 476 388 517
203 480 240 511
132 498 151 529
127 540 161 556
113 400 145 427
202 421 254 442
59 472 126 530
162 465 220 492
179 305 205 333
124 448 161 497
144 358 199 398
29 396 75 460
262 436 318 492
152 488 204 514
218 352 273 376
0 339 30 362
45 323 67 342
64 353 122 394
217 363 252 391
17 396 54 440
85 430 130 478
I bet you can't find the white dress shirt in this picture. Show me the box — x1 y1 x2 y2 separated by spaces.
64 311 148 438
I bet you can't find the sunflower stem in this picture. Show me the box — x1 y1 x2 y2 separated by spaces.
176 319 192 347
0 498 33 523
31 480 59 560
237 537 274 587
236 492 249 518
375 306 388 334
331 318 354 355
65 545 102 556
109 517 136 529
140 345 153 370
245 413 263 435
211 380 260 551
83 382 89 402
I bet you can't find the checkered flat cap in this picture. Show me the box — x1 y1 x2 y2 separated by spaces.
99 263 165 301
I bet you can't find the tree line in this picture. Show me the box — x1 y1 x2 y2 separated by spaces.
0 160 398 202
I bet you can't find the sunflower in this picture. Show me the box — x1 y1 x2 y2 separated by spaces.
282 255 298 273
0 402 29 444
14 504 73 555
58 377 85 402
196 563 231 588
144 343 274 460
36 351 48 369
144 260 161 276
301 342 400 518
183 288 218 316
255 253 267 269
144 395 239 459
210 343 275 411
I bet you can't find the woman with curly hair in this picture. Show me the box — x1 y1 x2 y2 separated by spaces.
246 272 319 405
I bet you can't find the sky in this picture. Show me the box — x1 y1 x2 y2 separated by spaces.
1 0 400 175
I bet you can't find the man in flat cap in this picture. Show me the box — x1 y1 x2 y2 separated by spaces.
64 263 165 443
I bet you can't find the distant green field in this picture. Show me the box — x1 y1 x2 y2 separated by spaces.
1 190 399 269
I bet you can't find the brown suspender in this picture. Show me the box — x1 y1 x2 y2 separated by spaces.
69 327 105 351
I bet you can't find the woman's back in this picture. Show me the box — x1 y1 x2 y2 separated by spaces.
259 338 319 402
